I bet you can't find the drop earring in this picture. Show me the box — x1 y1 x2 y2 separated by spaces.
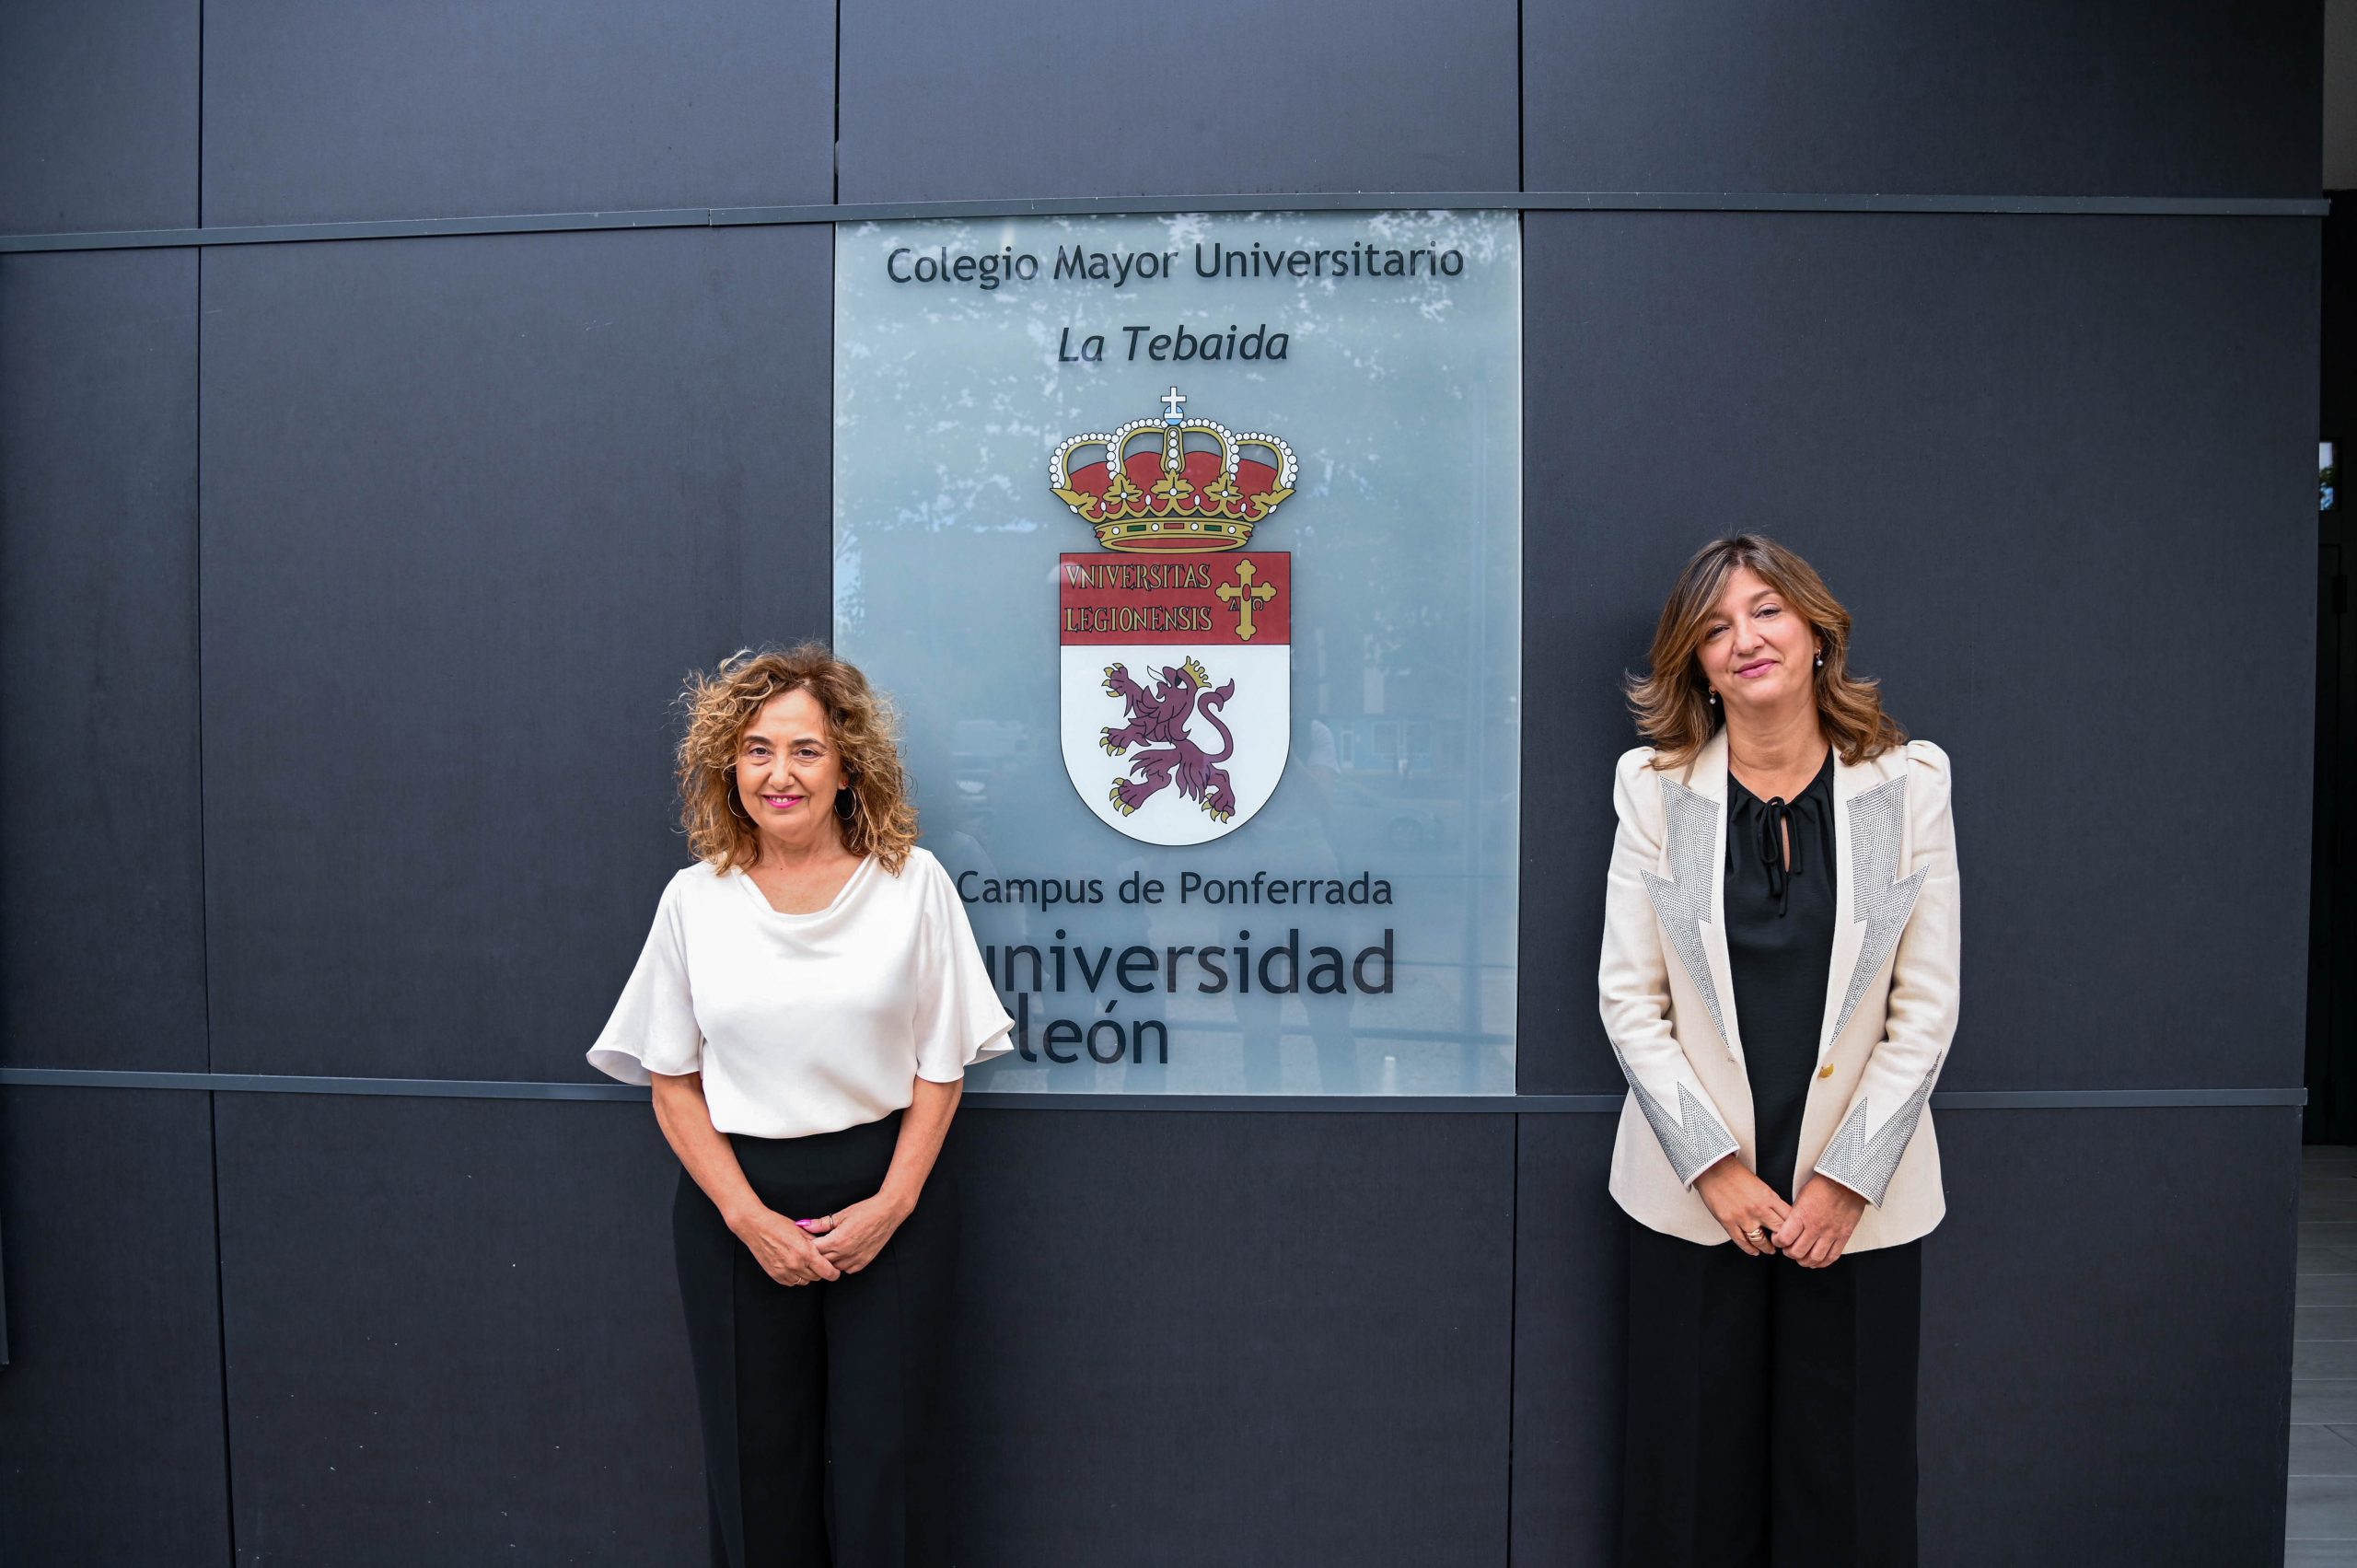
1707 690 1718 704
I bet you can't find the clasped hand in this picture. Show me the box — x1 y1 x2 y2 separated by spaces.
1693 1158 1868 1268
731 1193 911 1287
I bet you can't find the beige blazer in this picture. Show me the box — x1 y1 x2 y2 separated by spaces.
1599 729 1960 1250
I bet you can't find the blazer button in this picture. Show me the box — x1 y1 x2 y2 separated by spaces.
1817 1063 1835 1078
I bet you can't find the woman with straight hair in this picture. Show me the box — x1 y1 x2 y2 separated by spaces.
588 644 1011 1568
1601 536 1960 1566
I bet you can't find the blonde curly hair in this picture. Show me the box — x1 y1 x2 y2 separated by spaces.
677 644 919 875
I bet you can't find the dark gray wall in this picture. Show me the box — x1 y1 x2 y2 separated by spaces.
197 226 831 1084
0 1 2318 1564
0 1088 227 1562
1509 1106 2305 1566
837 0 1520 203
211 1094 702 1563
940 1111 1512 1566
0 249 207 1074
201 0 835 225
1915 1107 2301 1564
0 0 197 234
1516 209 2322 1097
1522 1 2320 198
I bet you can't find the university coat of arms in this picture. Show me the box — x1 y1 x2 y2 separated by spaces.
1050 388 1296 845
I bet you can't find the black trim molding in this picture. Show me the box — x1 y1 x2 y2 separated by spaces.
0 190 2326 255
0 1068 2307 1111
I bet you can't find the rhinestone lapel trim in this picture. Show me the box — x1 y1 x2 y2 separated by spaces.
1615 1049 1739 1187
1815 1052 1943 1206
1640 776 1730 1051
1829 774 1927 1045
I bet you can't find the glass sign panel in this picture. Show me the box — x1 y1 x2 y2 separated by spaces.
834 211 1520 1095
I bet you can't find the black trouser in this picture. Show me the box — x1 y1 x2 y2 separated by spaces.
1620 1218 1922 1568
672 1111 956 1568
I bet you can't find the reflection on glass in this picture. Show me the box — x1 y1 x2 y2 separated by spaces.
835 211 1521 1096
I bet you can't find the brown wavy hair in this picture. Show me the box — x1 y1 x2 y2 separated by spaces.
1626 534 1905 770
677 645 920 875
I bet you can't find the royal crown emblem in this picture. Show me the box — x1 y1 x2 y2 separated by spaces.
1049 386 1296 552
1051 388 1294 844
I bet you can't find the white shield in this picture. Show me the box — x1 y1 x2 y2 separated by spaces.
1058 552 1292 845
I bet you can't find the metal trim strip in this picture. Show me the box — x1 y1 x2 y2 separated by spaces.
0 191 2324 253
0 1068 2306 1110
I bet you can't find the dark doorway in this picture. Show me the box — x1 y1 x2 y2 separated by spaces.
2311 194 2357 1142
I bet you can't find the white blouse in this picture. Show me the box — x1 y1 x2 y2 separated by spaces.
586 846 1014 1138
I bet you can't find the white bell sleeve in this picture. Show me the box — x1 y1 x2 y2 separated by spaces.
1813 738 1962 1206
910 854 1016 1082
586 875 704 1084
1598 746 1741 1188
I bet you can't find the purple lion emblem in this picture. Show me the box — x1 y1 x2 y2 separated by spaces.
1098 656 1238 822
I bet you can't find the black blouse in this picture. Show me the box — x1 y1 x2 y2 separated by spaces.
1724 748 1838 1201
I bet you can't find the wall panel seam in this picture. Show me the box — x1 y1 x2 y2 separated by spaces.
0 1069 2306 1110
1504 1110 1519 1566
193 115 238 1544
0 191 2327 254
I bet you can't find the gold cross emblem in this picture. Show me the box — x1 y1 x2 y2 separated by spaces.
1215 559 1278 642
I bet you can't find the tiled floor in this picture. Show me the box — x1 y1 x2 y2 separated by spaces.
2293 1146 2357 1563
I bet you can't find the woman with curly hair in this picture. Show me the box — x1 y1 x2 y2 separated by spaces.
1602 537 1960 1566
587 644 1010 1568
